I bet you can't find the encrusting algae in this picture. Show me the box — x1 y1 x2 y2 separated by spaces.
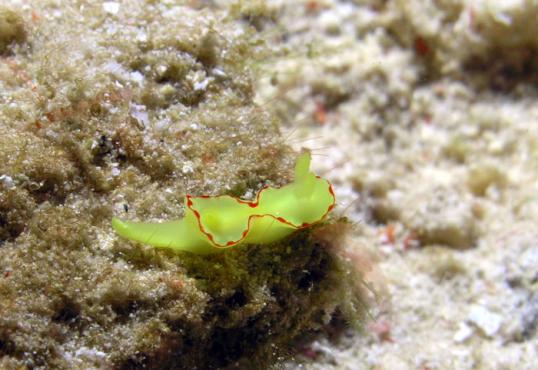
0 1 373 369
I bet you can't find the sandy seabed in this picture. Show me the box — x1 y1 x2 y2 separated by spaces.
259 0 538 369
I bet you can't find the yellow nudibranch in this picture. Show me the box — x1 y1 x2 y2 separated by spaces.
112 153 335 254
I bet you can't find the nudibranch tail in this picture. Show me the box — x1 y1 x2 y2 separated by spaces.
111 215 216 254
112 152 336 254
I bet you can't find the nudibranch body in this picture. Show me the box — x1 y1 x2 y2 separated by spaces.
112 153 335 254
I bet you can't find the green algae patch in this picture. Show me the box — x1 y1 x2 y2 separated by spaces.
0 6 26 54
0 1 369 369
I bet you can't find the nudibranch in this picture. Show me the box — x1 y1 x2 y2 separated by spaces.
112 152 335 254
